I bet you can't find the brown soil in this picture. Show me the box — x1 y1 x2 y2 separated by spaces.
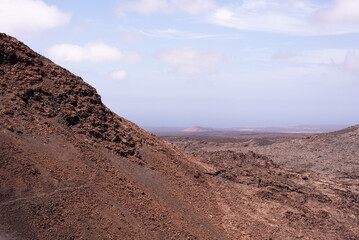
1 33 358 239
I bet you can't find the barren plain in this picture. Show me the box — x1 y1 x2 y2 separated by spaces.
162 128 359 239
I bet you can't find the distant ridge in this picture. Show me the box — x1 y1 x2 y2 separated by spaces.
148 125 348 137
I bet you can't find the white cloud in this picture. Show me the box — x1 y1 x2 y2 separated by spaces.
270 48 359 76
210 0 359 36
140 28 216 39
282 49 348 65
122 50 143 63
118 32 145 42
110 70 128 81
116 0 216 16
271 51 295 61
272 49 359 67
0 0 70 36
344 51 359 74
117 0 169 16
210 1 316 36
46 42 141 63
157 46 225 75
172 0 217 15
315 0 359 25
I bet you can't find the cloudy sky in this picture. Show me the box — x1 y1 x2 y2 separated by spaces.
1 0 359 127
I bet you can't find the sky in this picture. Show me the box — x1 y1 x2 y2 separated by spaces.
1 0 359 128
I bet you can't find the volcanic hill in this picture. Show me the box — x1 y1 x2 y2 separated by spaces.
1 33 358 239
182 126 214 133
0 33 225 239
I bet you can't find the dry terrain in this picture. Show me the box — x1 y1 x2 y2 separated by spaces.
163 126 359 178
163 130 359 239
1 33 358 239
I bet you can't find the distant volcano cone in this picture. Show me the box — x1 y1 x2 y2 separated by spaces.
182 126 214 132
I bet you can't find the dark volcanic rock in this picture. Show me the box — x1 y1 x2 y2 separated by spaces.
0 33 151 159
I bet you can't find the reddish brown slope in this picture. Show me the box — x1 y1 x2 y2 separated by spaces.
0 33 224 239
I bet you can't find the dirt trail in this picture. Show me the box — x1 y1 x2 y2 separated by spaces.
0 184 91 206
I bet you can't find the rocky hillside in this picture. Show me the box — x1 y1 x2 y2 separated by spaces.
0 33 224 239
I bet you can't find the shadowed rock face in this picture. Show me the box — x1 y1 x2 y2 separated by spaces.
1 33 359 240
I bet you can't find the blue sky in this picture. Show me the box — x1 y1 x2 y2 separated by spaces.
1 0 359 127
